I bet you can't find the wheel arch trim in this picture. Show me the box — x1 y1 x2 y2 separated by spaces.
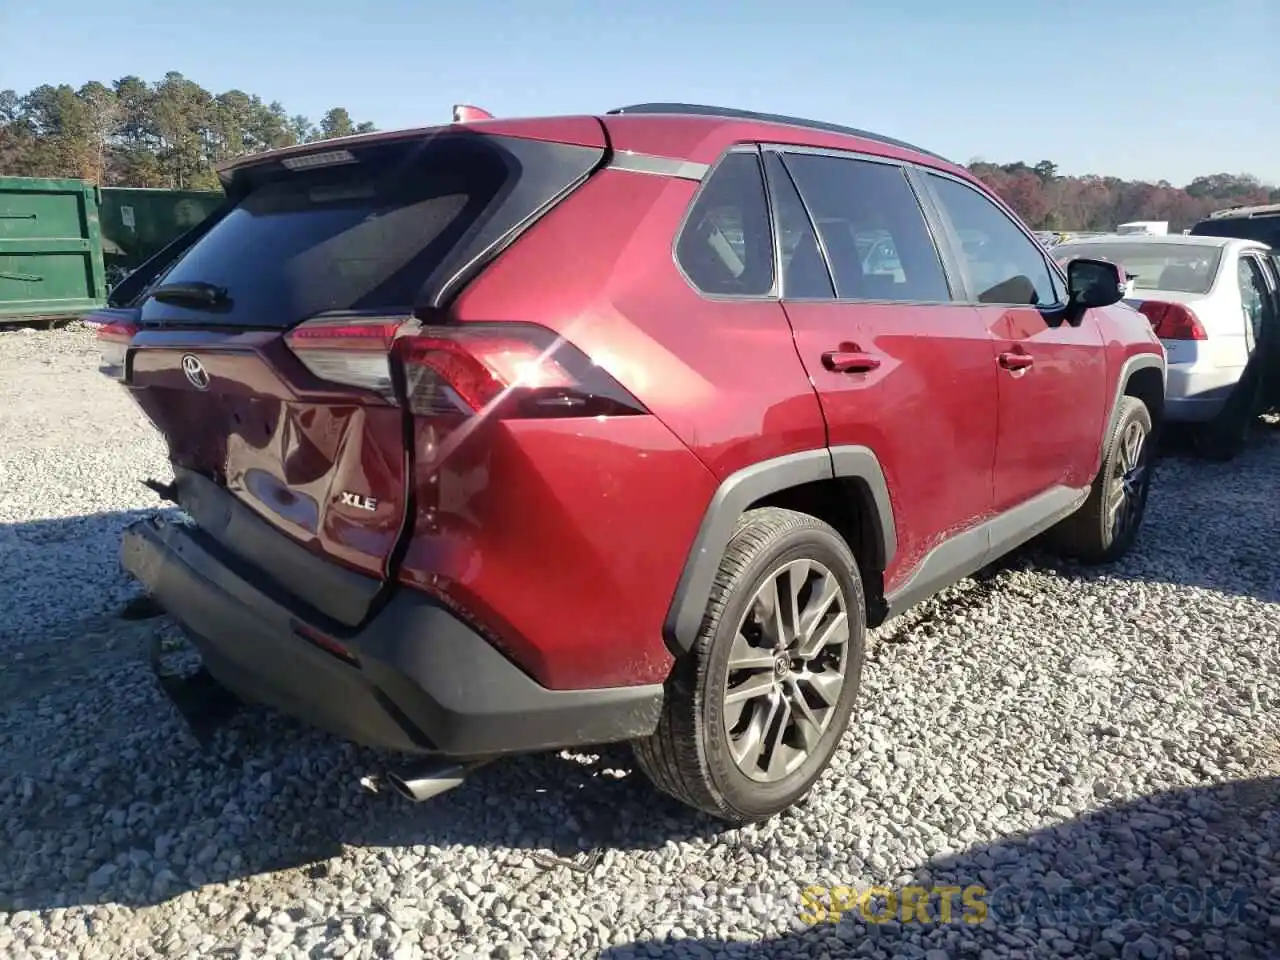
1108 353 1166 440
663 446 895 656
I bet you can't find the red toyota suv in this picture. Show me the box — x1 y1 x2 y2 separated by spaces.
97 103 1165 823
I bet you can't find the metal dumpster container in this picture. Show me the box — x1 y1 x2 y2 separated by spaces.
0 176 107 322
99 187 224 285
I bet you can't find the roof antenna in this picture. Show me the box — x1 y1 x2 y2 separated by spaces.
452 104 494 123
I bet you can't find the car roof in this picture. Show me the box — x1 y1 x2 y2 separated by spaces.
219 104 962 180
605 103 953 164
1056 234 1267 252
1204 202 1280 220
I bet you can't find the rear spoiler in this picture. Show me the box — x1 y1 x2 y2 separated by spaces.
215 105 500 186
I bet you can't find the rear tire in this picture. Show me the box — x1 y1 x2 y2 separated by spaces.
1196 367 1261 462
1050 396 1153 564
632 508 866 824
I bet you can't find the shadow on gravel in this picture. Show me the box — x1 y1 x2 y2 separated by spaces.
1 715 730 914
602 776 1280 959
0 509 731 914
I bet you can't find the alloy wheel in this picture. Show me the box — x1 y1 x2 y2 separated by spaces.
721 559 850 782
1108 418 1149 541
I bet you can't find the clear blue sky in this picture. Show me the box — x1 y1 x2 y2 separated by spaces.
4 0 1277 185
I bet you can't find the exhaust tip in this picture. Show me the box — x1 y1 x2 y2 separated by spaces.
384 761 471 803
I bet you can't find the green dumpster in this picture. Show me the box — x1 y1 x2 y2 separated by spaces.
0 176 107 322
99 187 224 285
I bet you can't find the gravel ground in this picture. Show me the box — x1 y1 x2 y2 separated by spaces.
1 324 1278 960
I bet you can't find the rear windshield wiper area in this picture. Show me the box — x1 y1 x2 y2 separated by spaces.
148 281 230 308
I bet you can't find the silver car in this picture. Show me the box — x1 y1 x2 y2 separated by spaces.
1055 234 1279 457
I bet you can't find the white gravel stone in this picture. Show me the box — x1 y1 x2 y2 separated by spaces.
1 325 1278 959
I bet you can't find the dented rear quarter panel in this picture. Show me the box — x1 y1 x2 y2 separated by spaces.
402 166 825 690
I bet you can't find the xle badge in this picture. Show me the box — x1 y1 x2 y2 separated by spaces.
339 492 378 512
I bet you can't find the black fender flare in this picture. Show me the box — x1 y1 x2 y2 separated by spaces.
1105 353 1166 441
662 445 895 656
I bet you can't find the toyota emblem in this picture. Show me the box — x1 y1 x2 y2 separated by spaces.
181 354 210 390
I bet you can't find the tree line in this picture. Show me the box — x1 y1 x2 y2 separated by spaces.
0 72 376 191
1 73 1276 231
968 160 1277 233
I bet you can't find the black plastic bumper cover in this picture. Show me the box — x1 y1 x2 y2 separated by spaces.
121 516 664 758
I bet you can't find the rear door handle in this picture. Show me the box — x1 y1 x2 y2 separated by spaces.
998 351 1035 371
821 351 881 373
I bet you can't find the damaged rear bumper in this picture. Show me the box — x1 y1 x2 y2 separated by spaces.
122 514 663 758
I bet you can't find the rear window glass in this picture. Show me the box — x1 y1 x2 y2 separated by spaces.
140 133 601 327
1054 242 1223 295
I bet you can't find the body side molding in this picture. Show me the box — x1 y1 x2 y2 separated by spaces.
884 484 1088 618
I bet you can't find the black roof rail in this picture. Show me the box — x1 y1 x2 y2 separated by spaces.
606 102 952 164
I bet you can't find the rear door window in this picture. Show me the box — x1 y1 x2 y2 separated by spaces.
676 151 775 297
762 151 834 299
780 153 950 303
138 133 603 328
1238 256 1273 346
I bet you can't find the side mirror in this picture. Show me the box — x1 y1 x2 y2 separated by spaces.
1067 257 1125 309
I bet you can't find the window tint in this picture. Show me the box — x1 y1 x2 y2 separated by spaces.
676 151 775 296
763 152 834 299
140 133 602 328
927 174 1059 306
781 154 949 302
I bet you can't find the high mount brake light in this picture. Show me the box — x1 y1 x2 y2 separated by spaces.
90 313 140 380
283 317 646 419
1137 301 1207 340
281 149 357 171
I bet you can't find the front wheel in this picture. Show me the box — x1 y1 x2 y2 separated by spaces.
1050 396 1154 564
632 507 866 823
